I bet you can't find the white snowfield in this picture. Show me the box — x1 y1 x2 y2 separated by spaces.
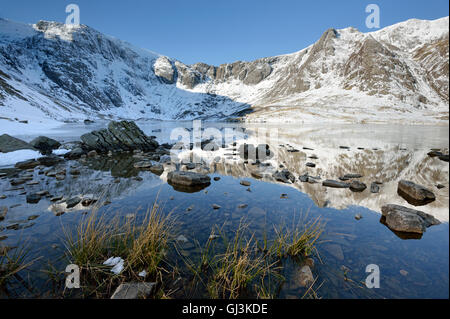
0 149 41 167
0 16 448 132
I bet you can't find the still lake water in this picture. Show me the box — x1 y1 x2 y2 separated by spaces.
1 121 449 298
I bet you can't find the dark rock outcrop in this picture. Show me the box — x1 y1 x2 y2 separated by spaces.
81 121 158 153
29 136 61 154
0 134 35 153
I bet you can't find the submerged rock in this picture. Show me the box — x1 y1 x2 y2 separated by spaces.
397 180 436 206
343 173 363 179
381 204 440 234
37 155 64 167
64 147 86 159
297 265 314 287
133 161 153 169
26 193 41 204
111 282 156 299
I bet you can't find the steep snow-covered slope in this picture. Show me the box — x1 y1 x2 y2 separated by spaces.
0 19 249 125
0 16 448 127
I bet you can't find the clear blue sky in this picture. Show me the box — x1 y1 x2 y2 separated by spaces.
1 0 448 65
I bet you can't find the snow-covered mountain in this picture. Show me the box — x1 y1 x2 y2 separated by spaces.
0 16 448 127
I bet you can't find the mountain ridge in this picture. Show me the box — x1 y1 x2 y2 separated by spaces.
0 16 448 126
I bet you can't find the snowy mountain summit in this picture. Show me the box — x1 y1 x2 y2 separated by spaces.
0 16 448 126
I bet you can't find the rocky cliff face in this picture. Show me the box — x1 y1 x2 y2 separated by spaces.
0 16 448 124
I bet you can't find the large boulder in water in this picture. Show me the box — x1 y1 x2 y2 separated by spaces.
0 134 35 153
167 171 211 193
81 121 158 153
381 204 440 234
29 136 61 154
397 180 435 206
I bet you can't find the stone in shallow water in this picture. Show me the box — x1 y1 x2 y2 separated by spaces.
110 282 156 299
370 182 380 193
381 204 440 234
26 193 41 204
37 155 64 167
349 181 367 192
149 164 164 176
10 178 27 186
133 161 153 169
64 148 85 159
167 171 211 193
397 180 435 206
15 159 40 170
297 265 314 287
322 180 350 188
240 180 251 187
66 197 82 209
